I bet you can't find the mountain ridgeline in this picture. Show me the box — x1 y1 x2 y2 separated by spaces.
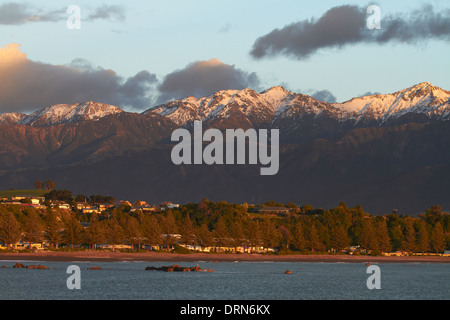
0 82 449 214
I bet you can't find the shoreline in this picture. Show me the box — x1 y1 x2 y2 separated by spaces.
1 251 449 263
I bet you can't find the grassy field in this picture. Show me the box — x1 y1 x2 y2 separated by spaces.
0 189 48 198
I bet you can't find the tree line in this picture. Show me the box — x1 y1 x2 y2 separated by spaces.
0 199 448 254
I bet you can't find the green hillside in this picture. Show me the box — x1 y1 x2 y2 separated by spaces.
0 189 48 198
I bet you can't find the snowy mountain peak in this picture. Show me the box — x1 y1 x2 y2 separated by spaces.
20 101 124 126
260 85 291 95
400 82 449 102
0 112 26 125
334 82 450 123
260 86 294 105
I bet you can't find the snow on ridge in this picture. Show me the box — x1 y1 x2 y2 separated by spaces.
147 86 298 125
144 83 450 126
0 112 27 125
20 101 124 126
12 83 449 127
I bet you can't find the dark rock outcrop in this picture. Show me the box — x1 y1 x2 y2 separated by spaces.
13 262 48 269
27 264 48 269
13 262 25 268
145 264 215 272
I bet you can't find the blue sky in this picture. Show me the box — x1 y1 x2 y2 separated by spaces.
0 0 449 112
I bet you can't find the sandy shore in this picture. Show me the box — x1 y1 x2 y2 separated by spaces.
0 251 449 263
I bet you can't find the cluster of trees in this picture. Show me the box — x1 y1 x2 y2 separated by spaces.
34 179 56 191
0 199 448 254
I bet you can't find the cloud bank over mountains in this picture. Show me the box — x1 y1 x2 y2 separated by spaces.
0 43 158 113
0 44 261 113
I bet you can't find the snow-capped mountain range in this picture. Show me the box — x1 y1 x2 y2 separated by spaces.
1 82 449 128
145 82 450 127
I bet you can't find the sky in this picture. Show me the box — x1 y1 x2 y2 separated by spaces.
0 0 449 113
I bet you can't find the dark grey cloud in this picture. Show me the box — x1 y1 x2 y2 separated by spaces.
250 4 450 60
311 90 337 103
0 2 125 25
157 58 260 104
86 5 126 21
0 44 156 113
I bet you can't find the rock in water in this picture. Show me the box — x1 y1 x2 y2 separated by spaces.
145 264 215 272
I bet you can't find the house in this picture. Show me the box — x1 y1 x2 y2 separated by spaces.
115 200 132 207
96 203 114 212
81 206 99 214
257 206 291 214
52 201 71 210
160 201 179 209
131 205 158 212
11 196 45 204
133 200 148 207
76 203 90 210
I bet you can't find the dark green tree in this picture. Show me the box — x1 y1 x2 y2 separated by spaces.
22 210 44 249
278 225 291 250
401 219 417 253
246 220 262 251
141 215 162 250
260 218 279 250
180 213 196 246
104 217 125 251
45 179 56 191
44 211 62 249
196 223 213 248
0 210 21 248
430 222 445 253
330 224 350 251
229 220 245 252
291 222 306 251
374 218 392 253
416 220 430 254
62 213 84 248
161 211 179 250
34 180 43 190
213 217 229 251
85 214 104 249
305 221 324 252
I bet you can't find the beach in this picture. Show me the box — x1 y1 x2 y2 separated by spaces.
0 251 449 263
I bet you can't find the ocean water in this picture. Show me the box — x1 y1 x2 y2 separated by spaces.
0 260 448 300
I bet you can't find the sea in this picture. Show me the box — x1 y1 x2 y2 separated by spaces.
0 260 448 301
